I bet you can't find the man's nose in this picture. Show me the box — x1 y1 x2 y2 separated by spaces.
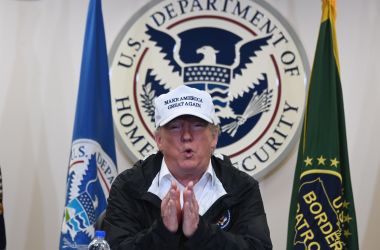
181 125 193 142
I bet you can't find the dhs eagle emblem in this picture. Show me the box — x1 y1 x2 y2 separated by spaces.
110 0 309 178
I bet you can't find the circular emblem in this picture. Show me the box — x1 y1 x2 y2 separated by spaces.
109 0 308 179
216 209 231 230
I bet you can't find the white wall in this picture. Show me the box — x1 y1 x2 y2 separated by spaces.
0 0 379 249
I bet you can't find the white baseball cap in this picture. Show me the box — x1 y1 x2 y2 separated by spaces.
154 85 219 128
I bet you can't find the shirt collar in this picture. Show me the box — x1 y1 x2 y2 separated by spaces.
147 156 227 215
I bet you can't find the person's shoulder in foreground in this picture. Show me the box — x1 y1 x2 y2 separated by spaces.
104 85 272 250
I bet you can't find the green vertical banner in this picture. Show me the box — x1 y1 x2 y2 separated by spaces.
287 0 359 249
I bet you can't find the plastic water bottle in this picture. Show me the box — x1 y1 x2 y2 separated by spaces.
88 230 110 250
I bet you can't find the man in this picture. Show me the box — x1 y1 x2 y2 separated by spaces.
104 85 272 249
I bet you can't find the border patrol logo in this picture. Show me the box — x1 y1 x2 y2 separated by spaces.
109 0 309 178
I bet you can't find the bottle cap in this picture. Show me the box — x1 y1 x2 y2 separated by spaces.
95 230 106 238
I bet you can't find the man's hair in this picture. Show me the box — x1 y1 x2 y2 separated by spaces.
210 124 221 138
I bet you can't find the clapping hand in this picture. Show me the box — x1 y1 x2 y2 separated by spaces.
161 181 199 236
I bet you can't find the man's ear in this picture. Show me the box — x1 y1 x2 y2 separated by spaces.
211 136 218 149
154 130 162 150
211 126 219 147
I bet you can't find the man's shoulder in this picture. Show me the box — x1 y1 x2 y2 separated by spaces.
212 154 258 191
112 153 163 192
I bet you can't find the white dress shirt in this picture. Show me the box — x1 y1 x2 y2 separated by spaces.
148 159 227 215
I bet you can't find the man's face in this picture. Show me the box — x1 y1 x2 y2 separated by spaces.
155 115 218 177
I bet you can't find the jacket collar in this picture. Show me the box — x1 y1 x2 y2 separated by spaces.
121 152 257 206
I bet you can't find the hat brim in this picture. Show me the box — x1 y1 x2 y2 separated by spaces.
157 109 214 127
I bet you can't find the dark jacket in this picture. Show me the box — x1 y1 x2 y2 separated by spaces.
104 152 272 249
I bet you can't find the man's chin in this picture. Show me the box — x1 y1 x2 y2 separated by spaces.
178 159 198 170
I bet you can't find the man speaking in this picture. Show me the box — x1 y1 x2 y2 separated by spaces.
104 85 272 249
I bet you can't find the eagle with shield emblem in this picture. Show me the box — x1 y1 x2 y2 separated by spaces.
140 24 274 146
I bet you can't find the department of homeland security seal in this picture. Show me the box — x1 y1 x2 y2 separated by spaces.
109 0 309 178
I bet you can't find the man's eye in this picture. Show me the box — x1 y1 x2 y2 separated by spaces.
168 124 181 130
193 123 207 129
